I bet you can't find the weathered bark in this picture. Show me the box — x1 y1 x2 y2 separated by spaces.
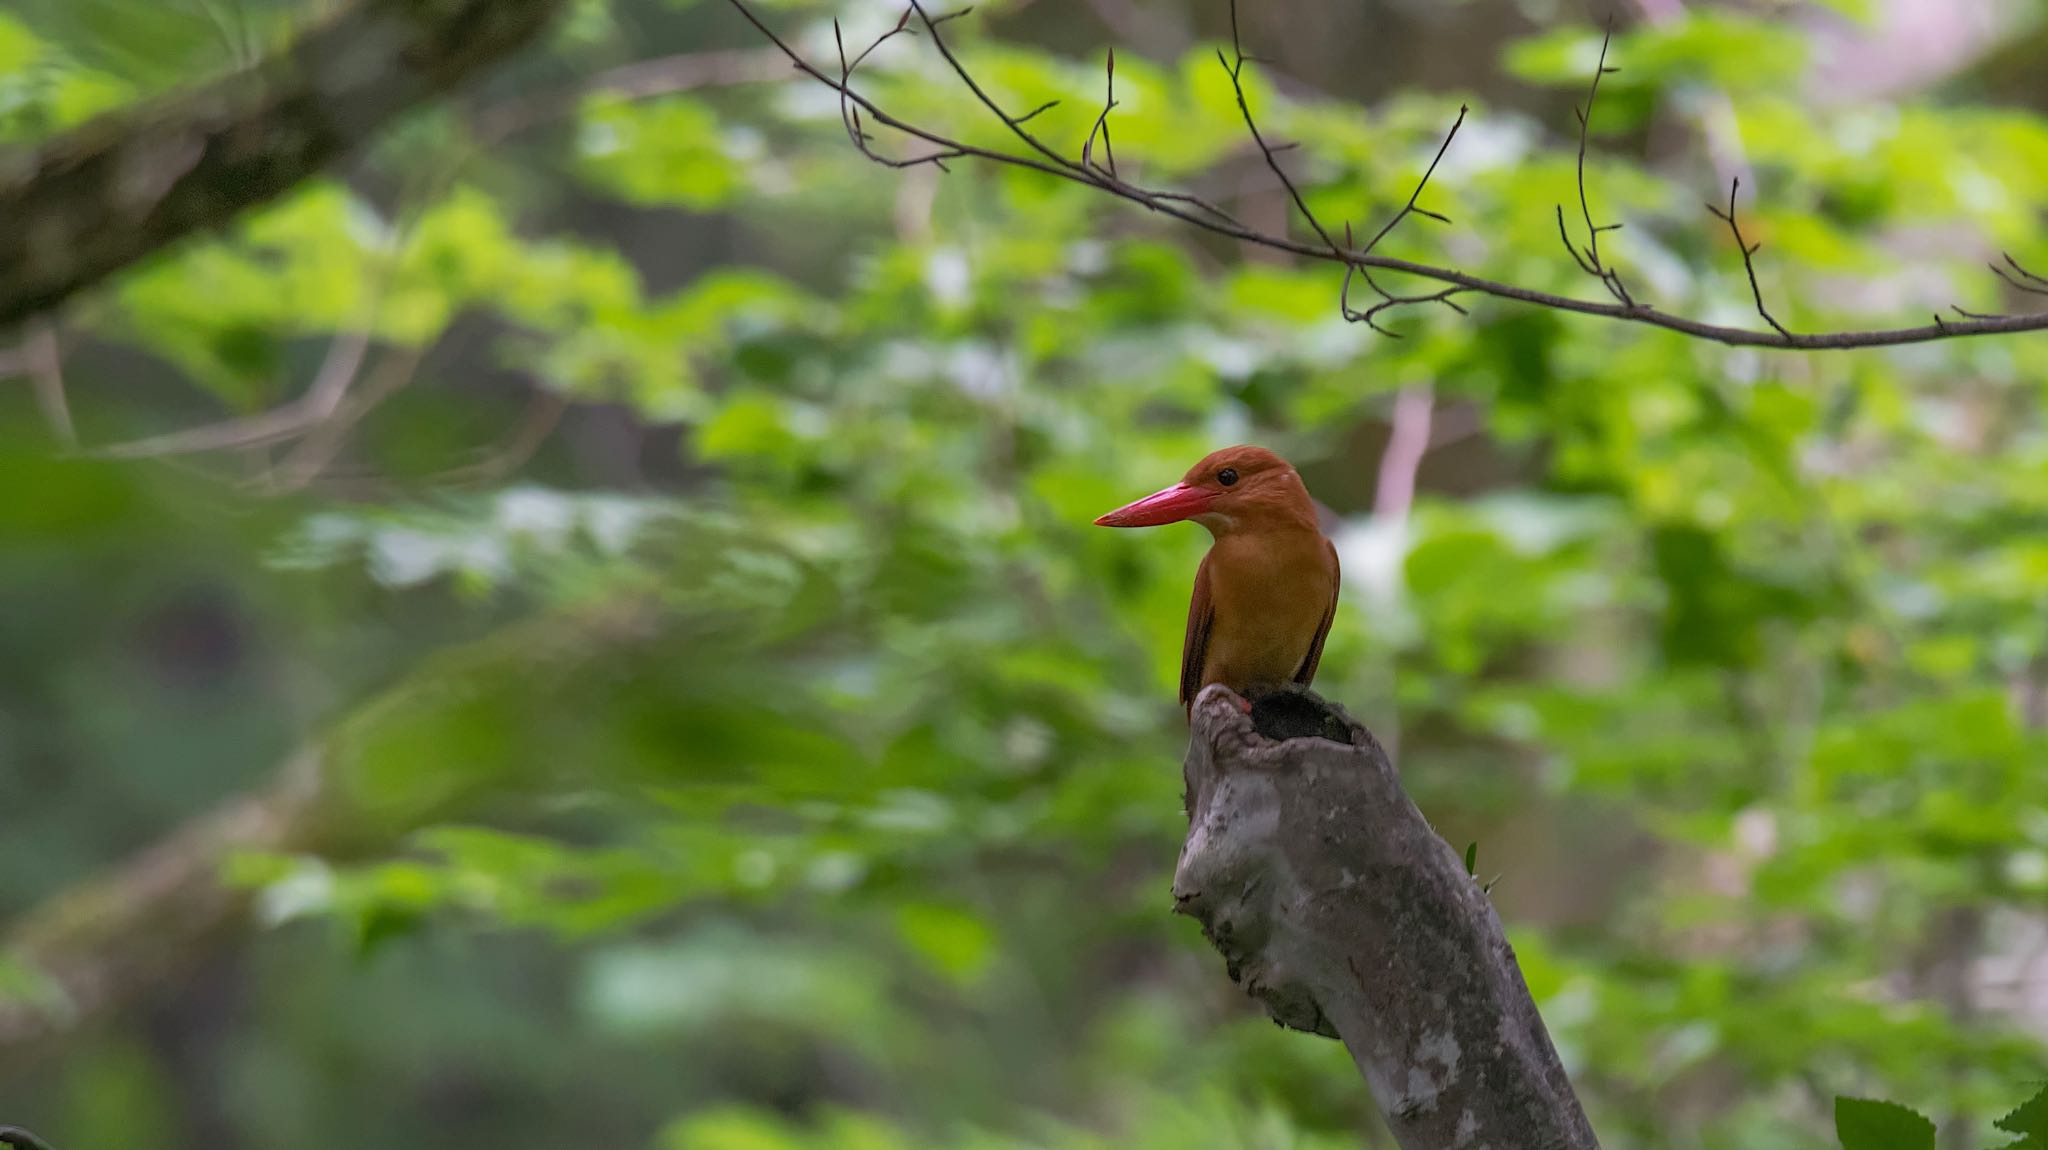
1173 685 1599 1150
0 0 569 331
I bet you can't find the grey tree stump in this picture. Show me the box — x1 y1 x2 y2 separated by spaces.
1173 685 1600 1150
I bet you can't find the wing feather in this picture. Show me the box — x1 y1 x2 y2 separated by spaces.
1292 537 1340 686
1180 553 1215 712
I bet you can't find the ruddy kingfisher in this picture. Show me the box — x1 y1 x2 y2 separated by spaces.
1095 446 1340 715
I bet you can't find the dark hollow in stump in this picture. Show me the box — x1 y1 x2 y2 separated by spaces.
1173 685 1599 1150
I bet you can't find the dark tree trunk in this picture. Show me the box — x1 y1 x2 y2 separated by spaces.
0 0 569 331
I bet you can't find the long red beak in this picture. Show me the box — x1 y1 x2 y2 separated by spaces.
1094 482 1214 527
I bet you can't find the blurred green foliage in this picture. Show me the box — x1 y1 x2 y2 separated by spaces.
5 1 2048 1148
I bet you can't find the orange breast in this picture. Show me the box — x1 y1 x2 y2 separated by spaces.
1198 531 1338 693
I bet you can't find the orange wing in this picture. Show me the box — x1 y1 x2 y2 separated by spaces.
1292 537 1341 686
1179 552 1215 712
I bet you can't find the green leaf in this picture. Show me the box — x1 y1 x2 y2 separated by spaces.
1834 1097 1935 1150
0 12 43 76
577 95 743 210
659 1106 806 1150
894 902 995 987
1995 1082 2048 1145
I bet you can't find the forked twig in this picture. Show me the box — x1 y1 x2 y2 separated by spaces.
1337 105 1471 334
86 330 374 459
1556 20 1637 309
1215 0 1342 256
722 0 2048 350
1357 105 1464 257
1082 48 1118 177
833 12 967 170
1993 253 2048 298
1705 177 1791 339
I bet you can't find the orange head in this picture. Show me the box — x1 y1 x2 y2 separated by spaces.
1093 445 1319 537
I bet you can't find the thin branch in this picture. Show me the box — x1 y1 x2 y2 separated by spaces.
721 0 2048 350
87 330 373 459
1705 177 1791 339
91 202 412 467
1014 99 1062 126
1558 20 1636 308
907 0 1081 174
1357 105 1464 257
1216 0 1342 255
1993 253 2048 298
263 345 428 493
1149 191 1247 229
1340 232 1469 337
832 12 968 170
1335 106 1470 334
1082 49 1119 177
0 1127 58 1150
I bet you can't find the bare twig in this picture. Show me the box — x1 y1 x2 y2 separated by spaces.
724 0 1251 221
264 345 428 493
1706 177 1791 339
92 212 411 468
1217 0 1342 256
833 11 969 170
88 330 373 459
1557 20 1636 309
721 0 2048 349
1340 239 1469 337
1993 253 2048 298
1220 0 1466 336
1951 253 2048 324
1358 105 1463 257
1337 106 1469 335
905 0 1084 178
1082 49 1118 178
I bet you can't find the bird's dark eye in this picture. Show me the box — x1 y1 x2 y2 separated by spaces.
1217 467 1239 487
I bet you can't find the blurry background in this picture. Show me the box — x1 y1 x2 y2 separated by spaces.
3 0 2048 1146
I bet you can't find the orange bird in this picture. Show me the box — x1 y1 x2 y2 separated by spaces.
1095 446 1340 714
